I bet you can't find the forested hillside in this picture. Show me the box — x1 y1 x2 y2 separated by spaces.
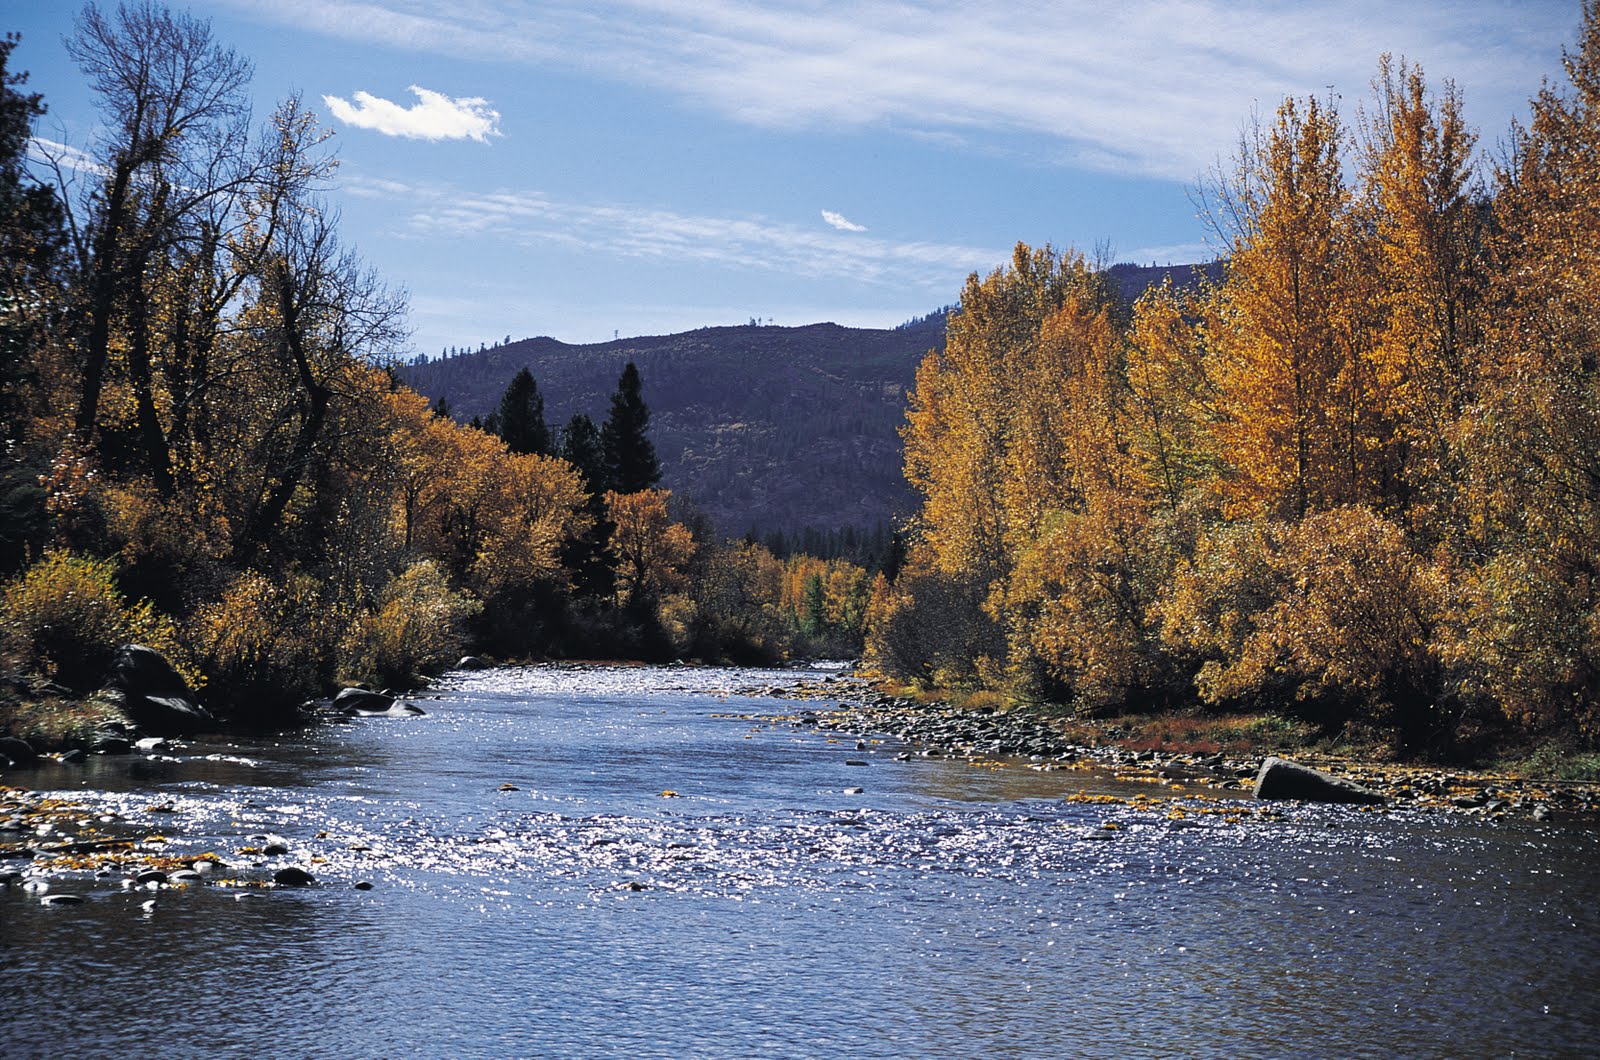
400 259 1219 538
400 320 939 536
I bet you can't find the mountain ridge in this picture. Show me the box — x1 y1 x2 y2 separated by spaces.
397 261 1220 536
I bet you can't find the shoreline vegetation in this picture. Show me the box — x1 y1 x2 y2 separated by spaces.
5 659 1596 899
4 3 1600 781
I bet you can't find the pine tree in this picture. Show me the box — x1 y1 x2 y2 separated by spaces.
489 366 550 455
601 361 661 493
560 413 606 494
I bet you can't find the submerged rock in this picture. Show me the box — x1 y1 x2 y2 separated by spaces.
1253 756 1386 805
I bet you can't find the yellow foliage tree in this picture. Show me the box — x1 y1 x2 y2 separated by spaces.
605 489 696 608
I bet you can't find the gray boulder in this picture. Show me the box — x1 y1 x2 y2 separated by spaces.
333 688 425 717
108 645 213 735
1253 756 1386 805
333 687 393 713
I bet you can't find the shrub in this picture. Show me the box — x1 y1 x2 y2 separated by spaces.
1158 507 1448 751
194 571 336 722
339 561 479 689
0 549 189 692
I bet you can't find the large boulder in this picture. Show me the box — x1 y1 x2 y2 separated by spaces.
108 645 213 736
1253 756 1386 805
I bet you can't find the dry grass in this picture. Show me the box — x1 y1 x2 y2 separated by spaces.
0 692 122 752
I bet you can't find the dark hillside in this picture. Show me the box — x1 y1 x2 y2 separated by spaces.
400 318 946 535
399 263 1217 536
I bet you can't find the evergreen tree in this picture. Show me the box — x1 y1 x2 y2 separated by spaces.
0 33 64 574
431 395 451 420
490 366 550 455
558 411 615 600
560 413 606 494
601 361 661 493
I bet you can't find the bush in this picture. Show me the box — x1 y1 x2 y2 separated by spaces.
339 561 479 689
194 571 336 723
0 550 189 692
1158 507 1447 751
866 552 1004 686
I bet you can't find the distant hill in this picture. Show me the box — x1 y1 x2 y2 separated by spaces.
398 262 1218 537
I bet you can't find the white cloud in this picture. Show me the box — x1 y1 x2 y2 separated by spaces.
27 137 105 177
359 176 1001 292
821 210 866 233
322 85 501 142
228 1 1573 180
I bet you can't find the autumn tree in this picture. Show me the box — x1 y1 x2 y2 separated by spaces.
1356 56 1484 540
63 1 253 448
1459 0 1600 736
1203 96 1378 519
605 488 694 612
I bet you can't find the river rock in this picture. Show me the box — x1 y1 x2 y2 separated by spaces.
334 687 393 712
108 645 214 735
92 733 132 755
456 656 490 671
274 866 315 887
1253 756 1386 805
0 736 36 765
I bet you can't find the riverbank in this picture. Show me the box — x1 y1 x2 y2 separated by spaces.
735 674 1600 820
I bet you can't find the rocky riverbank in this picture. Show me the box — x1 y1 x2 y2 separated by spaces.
734 675 1600 820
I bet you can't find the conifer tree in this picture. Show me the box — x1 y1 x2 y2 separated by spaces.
560 413 606 494
601 361 661 493
489 366 550 455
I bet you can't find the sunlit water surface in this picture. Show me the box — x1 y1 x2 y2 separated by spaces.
3 664 1597 1057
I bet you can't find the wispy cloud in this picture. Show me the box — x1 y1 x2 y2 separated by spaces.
228 1 1571 179
821 210 866 233
27 136 105 177
360 176 1001 292
322 85 501 142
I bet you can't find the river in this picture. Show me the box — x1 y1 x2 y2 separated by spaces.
3 664 1597 1057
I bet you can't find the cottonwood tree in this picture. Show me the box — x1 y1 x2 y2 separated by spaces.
63 1 252 449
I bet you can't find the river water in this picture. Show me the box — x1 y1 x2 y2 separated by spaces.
2 664 1597 1058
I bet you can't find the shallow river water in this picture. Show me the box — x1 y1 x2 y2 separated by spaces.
3 664 1598 1058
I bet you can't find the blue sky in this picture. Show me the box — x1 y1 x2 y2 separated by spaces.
11 1 1583 356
